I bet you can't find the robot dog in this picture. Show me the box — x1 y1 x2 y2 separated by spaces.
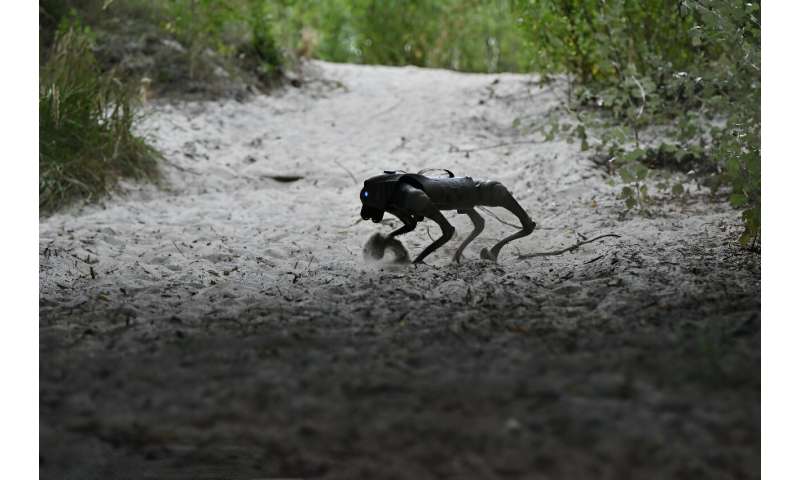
360 170 536 264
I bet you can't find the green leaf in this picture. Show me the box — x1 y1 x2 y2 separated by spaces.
619 167 635 183
726 157 740 174
635 163 649 180
622 149 644 163
730 193 747 208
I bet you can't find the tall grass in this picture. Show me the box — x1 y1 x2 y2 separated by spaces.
39 25 160 214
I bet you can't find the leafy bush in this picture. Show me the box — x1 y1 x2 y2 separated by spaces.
246 0 283 77
513 0 696 84
513 0 760 247
694 1 761 247
163 1 241 75
272 0 528 72
39 24 160 213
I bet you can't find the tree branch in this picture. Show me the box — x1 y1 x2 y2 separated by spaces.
518 234 621 259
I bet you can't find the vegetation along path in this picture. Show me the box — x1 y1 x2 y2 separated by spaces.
40 61 760 479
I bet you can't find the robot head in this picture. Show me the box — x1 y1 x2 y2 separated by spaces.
359 172 403 223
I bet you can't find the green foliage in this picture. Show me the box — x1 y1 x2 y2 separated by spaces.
273 0 528 72
39 24 159 213
163 0 238 54
512 0 696 84
694 0 761 247
513 0 760 246
715 106 760 247
246 0 283 75
162 0 285 79
44 1 532 80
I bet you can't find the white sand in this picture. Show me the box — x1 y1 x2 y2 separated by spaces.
40 61 750 326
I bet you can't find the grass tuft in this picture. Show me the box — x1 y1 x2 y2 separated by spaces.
39 24 160 214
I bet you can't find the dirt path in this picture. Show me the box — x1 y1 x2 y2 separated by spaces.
40 61 760 479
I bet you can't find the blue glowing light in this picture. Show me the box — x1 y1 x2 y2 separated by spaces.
363 191 368 197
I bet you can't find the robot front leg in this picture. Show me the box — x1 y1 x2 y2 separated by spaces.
387 211 418 238
413 209 454 264
392 184 455 264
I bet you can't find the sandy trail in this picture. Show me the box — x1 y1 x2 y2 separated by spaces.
40 61 759 479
